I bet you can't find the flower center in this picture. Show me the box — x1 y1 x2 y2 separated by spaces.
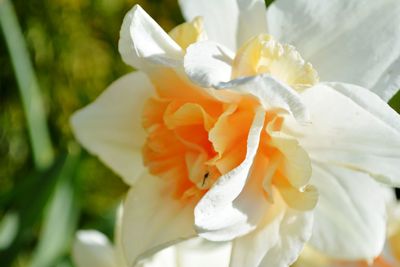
142 88 262 200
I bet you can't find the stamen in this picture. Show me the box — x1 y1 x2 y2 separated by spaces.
202 172 210 187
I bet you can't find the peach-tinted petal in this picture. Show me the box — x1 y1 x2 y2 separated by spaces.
194 109 266 241
267 117 312 189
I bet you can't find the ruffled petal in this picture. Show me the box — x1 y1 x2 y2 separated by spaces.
194 108 266 241
230 190 313 267
217 74 310 122
71 72 153 186
121 174 196 266
267 0 400 101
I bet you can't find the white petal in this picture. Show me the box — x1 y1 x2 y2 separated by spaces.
135 246 176 267
174 238 232 267
72 230 117 267
119 5 182 70
114 205 128 267
326 82 400 133
122 174 196 266
236 0 268 46
194 108 266 241
178 0 239 51
184 41 234 88
178 0 267 50
136 238 231 267
309 163 387 259
267 0 400 101
284 83 400 187
230 191 313 267
217 74 310 122
373 57 400 101
70 72 153 186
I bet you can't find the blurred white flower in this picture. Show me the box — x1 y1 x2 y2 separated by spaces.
73 231 231 267
72 230 121 267
71 1 400 267
72 208 231 267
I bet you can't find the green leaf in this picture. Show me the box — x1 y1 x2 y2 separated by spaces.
28 143 81 267
0 0 54 170
0 153 67 266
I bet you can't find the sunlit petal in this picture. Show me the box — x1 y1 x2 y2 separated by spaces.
178 0 238 50
285 83 400 187
119 5 182 70
267 0 400 101
184 41 234 87
71 72 153 185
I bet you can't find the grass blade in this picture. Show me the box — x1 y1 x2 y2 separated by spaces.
0 0 54 170
28 143 81 267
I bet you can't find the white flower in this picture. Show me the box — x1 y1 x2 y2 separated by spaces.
72 231 231 267
72 209 231 267
71 1 400 267
72 230 121 267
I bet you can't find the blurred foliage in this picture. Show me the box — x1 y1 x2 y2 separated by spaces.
0 0 184 266
0 0 399 266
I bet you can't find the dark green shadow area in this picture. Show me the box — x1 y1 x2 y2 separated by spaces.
389 89 400 113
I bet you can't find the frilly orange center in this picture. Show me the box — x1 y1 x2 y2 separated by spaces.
142 73 260 200
141 20 318 211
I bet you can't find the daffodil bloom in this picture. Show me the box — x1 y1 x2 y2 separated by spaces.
71 0 400 266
